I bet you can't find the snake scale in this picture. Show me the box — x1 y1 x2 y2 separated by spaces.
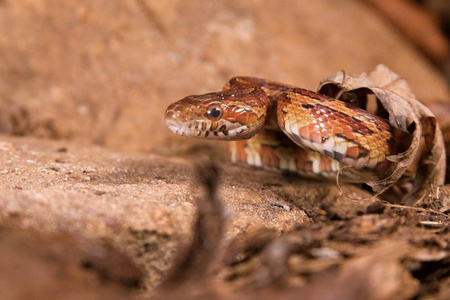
165 77 395 182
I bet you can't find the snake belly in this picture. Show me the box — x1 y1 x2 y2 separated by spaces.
165 77 395 182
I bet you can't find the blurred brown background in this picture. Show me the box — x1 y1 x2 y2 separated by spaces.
0 0 448 154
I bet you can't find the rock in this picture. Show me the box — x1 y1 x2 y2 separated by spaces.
0 226 143 300
0 135 315 294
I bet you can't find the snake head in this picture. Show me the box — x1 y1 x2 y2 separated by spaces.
165 90 267 140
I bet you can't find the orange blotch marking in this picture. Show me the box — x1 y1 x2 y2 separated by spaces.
346 146 360 159
344 131 356 140
310 131 322 143
304 161 313 172
319 156 332 172
235 141 247 163
309 124 321 133
332 126 344 134
294 150 309 171
260 145 280 167
300 126 310 139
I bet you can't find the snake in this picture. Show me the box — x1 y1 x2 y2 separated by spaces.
165 77 395 182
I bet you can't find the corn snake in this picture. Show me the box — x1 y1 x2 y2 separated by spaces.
165 77 395 182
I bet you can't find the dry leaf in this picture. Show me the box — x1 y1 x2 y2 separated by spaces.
325 242 420 300
318 64 446 205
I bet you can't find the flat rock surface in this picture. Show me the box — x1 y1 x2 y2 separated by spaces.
0 226 143 300
0 135 320 293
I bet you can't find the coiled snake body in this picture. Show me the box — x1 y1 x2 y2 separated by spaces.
165 77 395 182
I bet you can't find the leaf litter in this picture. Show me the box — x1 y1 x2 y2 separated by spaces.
157 66 449 300
158 163 449 300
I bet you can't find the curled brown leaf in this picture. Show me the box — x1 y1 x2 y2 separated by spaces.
319 65 446 205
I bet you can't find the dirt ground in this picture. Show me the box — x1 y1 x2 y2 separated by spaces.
0 1 449 299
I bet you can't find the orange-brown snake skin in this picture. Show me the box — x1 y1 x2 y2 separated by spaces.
165 77 395 182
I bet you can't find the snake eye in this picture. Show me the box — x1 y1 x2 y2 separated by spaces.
206 104 223 120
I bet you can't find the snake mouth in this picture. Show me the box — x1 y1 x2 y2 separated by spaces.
164 99 260 140
166 118 250 140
